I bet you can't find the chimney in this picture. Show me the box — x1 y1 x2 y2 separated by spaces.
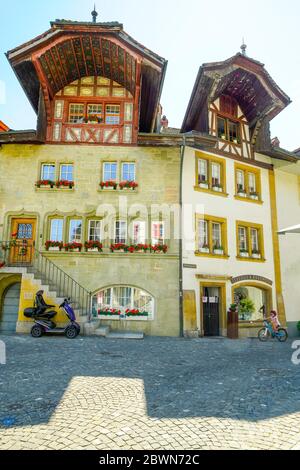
161 115 169 130
271 137 280 148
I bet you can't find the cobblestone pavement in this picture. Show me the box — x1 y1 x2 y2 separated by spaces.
0 334 300 450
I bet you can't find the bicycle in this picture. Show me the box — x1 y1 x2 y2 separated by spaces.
258 319 288 343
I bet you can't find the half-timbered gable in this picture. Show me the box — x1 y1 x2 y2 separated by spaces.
181 52 291 162
4 20 167 145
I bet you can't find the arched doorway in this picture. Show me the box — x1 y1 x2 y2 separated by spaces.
0 283 21 333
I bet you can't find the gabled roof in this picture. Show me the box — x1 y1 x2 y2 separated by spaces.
6 20 167 133
181 53 291 135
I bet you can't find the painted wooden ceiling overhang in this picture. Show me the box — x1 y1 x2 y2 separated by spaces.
0 120 9 132
181 53 291 140
6 20 167 133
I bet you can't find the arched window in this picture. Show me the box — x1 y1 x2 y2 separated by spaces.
93 286 154 320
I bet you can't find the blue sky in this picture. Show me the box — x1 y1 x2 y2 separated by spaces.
0 0 300 150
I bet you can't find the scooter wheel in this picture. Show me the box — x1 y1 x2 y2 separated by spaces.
31 324 43 338
65 325 78 339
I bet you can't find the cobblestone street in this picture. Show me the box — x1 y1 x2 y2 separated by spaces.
0 334 300 450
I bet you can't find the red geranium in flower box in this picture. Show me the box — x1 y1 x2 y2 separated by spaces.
64 242 83 252
125 309 149 317
119 181 139 190
151 244 168 254
84 241 103 252
100 181 118 190
110 243 127 252
45 241 63 251
36 180 56 188
98 308 121 316
56 180 74 189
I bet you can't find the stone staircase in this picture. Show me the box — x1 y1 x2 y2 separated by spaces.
84 320 144 339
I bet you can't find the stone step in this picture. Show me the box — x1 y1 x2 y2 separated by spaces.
106 331 144 340
95 326 111 337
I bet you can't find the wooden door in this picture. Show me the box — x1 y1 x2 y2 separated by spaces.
203 287 220 337
10 218 36 265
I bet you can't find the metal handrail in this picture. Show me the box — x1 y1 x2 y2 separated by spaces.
0 241 92 318
32 250 92 318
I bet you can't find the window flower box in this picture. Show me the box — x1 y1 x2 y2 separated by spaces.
237 190 247 198
98 308 121 317
125 309 149 318
151 244 168 254
100 181 118 190
213 246 224 256
212 185 223 193
199 181 209 190
249 193 259 201
239 251 249 258
64 242 83 252
251 252 261 259
135 244 150 253
56 180 74 189
36 180 55 189
199 245 210 254
110 243 127 253
119 181 139 190
45 241 63 251
84 241 103 252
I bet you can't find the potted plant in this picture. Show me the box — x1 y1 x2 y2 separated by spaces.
249 191 259 201
64 242 83 252
199 243 210 254
119 181 139 190
237 186 247 197
198 179 209 190
238 298 255 321
213 244 224 256
45 241 63 252
100 181 118 190
251 249 261 259
84 240 103 252
239 249 249 258
212 183 223 193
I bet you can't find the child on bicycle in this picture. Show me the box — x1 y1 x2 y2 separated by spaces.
269 310 280 332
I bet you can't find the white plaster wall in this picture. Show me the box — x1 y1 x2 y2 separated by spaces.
182 146 276 330
275 168 300 323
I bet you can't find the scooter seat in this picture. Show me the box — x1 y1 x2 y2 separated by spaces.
37 310 57 320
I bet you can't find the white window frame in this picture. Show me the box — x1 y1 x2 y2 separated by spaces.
251 228 259 252
69 219 82 243
151 222 165 245
238 226 248 252
115 220 127 244
212 222 222 248
103 162 118 182
248 172 257 193
198 220 208 249
122 163 136 182
50 219 64 242
60 164 74 181
88 220 102 242
198 159 208 183
237 169 245 192
132 221 146 244
211 162 221 186
41 164 56 181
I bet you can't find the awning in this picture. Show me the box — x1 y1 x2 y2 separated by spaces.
278 224 300 235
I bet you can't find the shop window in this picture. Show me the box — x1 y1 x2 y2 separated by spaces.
234 286 269 322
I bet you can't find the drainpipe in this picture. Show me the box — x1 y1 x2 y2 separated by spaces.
179 135 186 337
